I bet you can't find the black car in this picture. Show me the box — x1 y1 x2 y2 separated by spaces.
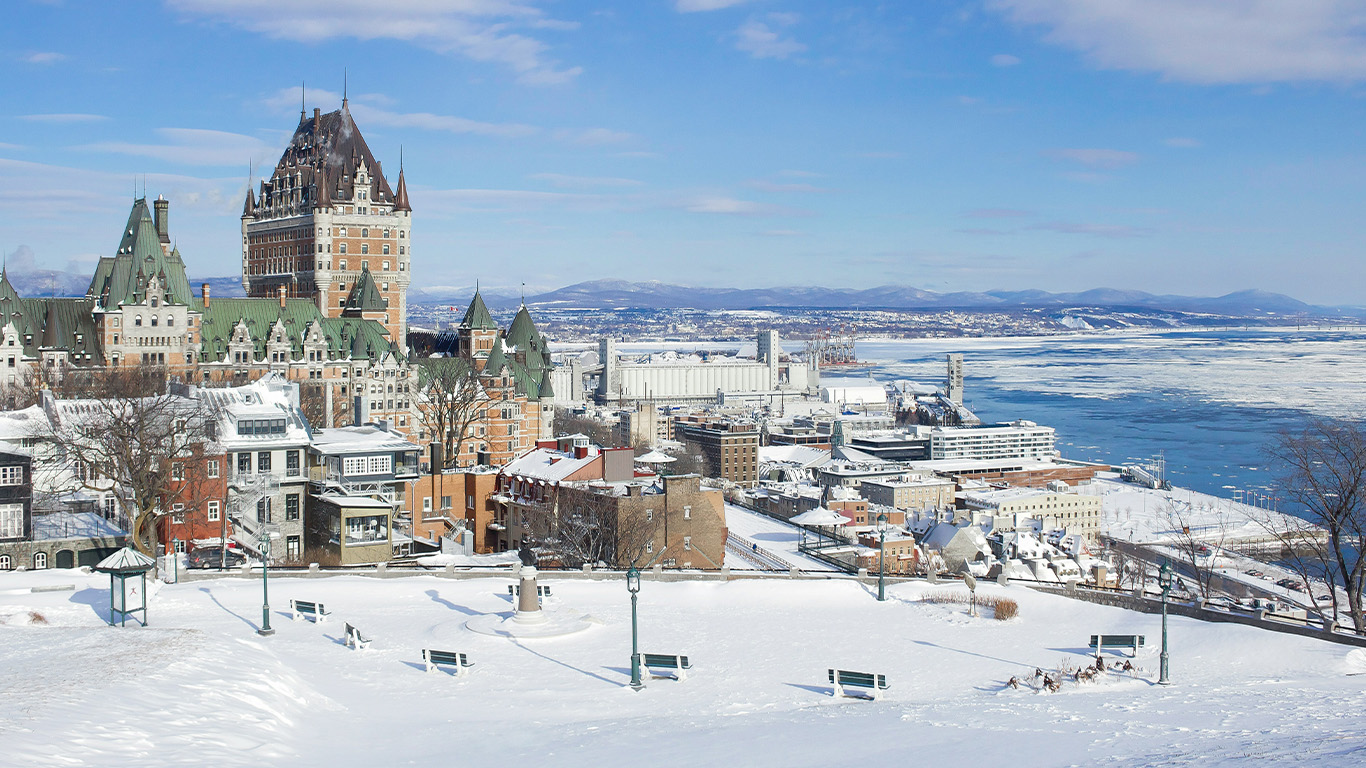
186 547 246 569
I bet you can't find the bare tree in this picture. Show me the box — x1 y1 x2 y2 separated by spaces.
299 382 348 429
1160 495 1232 599
526 483 658 568
42 369 213 555
1266 418 1366 632
417 358 496 469
552 409 615 447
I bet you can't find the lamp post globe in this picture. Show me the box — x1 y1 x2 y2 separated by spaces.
1158 560 1172 685
875 513 889 602
627 566 643 690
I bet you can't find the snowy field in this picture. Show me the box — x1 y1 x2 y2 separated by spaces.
3 568 1366 767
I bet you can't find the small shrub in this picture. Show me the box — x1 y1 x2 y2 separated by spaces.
921 590 970 605
989 597 1019 621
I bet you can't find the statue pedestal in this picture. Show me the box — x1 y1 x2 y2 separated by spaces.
465 566 598 638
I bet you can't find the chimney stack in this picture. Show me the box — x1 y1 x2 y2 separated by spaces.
278 285 287 309
201 283 211 308
313 107 320 123
154 196 170 244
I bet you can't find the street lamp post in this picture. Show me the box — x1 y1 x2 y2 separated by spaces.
627 566 643 690
1158 560 1172 685
876 513 889 602
172 537 180 583
258 532 274 637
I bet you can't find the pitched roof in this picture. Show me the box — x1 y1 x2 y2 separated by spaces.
461 290 497 330
250 104 397 218
344 267 386 312
87 199 195 309
194 297 397 364
505 305 551 373
393 167 411 212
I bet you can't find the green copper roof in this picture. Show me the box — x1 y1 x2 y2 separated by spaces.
88 199 195 309
461 290 497 330
344 267 386 312
195 297 397 364
505 305 550 373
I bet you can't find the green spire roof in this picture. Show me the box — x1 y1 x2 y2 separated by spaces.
461 290 497 330
344 266 386 312
87 199 195 309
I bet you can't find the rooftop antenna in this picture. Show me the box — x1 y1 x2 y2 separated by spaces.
521 282 525 306
301 81 306 120
342 69 348 107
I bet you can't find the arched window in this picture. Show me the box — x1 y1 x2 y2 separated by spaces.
151 315 159 327
361 243 369 254
167 316 174 327
0 554 10 570
134 315 143 327
33 552 47 569
361 228 369 237
382 244 390 255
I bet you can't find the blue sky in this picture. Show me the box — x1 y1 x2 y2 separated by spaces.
4 0 1366 304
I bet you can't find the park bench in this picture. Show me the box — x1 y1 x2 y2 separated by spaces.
423 649 473 677
508 584 552 598
345 622 372 650
1089 634 1145 656
290 599 330 623
641 653 692 681
828 668 888 700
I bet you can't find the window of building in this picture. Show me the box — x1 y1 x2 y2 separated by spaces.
286 450 300 476
285 494 300 521
171 462 184 481
441 495 452 509
382 244 390 255
238 452 251 474
172 504 185 524
0 465 23 486
0 554 10 570
257 496 271 523
258 452 271 472
287 535 300 560
646 540 653 554
0 503 23 539
207 459 220 479
684 505 691 520
167 316 174 327
151 315 158 327
361 228 369 237
207 500 220 522
684 536 692 551
134 316 142 326
339 243 347 254
361 243 369 254
344 514 388 544
422 497 433 512
32 552 47 569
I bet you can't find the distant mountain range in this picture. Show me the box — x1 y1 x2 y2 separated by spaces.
9 267 1360 318
466 279 1351 317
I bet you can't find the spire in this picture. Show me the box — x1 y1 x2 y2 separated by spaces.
242 185 256 217
342 69 348 110
393 163 411 213
300 81 306 122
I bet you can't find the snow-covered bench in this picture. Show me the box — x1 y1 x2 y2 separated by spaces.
423 649 473 676
1090 634 1144 656
290 599 330 623
641 653 691 681
345 622 372 650
828 668 888 700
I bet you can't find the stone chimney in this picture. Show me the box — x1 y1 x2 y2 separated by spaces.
154 196 170 244
278 285 287 309
314 107 320 123
201 283 211 308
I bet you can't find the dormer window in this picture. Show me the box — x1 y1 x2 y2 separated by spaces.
151 297 159 307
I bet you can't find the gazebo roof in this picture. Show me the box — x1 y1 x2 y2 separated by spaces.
635 450 677 464
94 546 156 574
790 507 851 526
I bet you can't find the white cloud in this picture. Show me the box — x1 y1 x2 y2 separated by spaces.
1165 137 1202 148
530 173 643 189
266 87 536 138
19 113 108 123
734 18 806 60
79 128 279 167
991 0 1366 84
169 0 581 85
25 52 66 65
553 127 635 145
990 53 1021 67
677 195 799 216
676 0 756 11
0 143 24 151
1029 220 1154 238
1045 148 1139 169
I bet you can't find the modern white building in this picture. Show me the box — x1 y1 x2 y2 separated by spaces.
961 487 1100 539
589 331 817 405
929 420 1057 461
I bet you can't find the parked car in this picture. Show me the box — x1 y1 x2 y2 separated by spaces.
187 547 245 569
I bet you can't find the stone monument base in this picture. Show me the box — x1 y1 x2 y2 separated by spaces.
465 608 599 639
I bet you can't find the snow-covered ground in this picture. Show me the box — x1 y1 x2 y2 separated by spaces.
1098 476 1301 546
3 567 1365 767
724 503 840 571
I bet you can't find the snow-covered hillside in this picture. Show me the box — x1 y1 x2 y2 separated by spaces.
1 568 1363 767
